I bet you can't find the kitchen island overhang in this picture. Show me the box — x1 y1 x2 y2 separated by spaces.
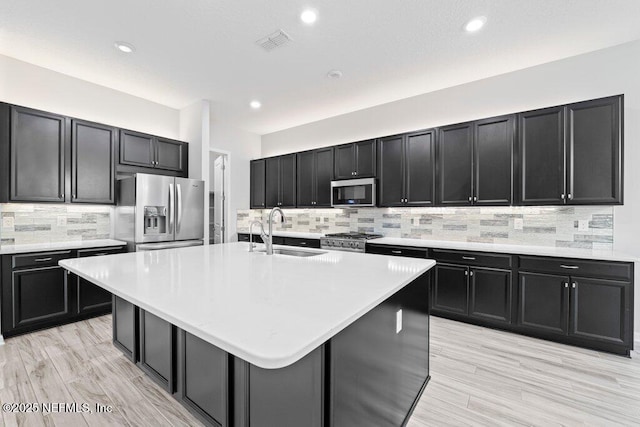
60 242 436 426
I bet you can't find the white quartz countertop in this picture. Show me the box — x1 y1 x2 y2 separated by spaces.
60 242 435 369
0 239 127 255
369 237 638 262
238 230 324 239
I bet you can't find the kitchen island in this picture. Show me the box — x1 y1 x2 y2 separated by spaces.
60 242 435 427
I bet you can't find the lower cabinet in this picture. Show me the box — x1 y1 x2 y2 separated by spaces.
432 264 468 315
518 272 568 335
77 246 126 315
139 310 175 392
469 268 512 323
237 233 315 248
113 295 138 362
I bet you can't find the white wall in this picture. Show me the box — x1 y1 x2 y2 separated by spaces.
210 105 261 241
262 40 640 342
0 55 180 138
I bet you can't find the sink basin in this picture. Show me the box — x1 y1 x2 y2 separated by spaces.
254 248 327 257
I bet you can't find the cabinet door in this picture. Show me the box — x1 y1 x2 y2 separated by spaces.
355 139 376 177
113 296 138 362
71 120 116 204
405 129 436 206
11 267 69 328
155 137 186 172
296 151 315 207
250 159 266 208
518 272 568 335
139 310 174 391
517 107 565 205
314 147 334 207
567 96 622 204
569 277 630 346
264 157 280 208
474 115 514 205
119 129 155 168
10 107 66 202
469 268 512 324
334 144 355 179
77 247 124 314
279 154 297 207
432 264 468 315
378 135 404 207
437 123 473 205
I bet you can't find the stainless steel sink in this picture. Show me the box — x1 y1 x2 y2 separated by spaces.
255 248 327 257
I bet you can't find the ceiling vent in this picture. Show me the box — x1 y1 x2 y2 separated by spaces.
256 29 292 52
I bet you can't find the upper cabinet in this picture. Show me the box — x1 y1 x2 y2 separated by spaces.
297 147 334 207
71 120 117 204
437 115 514 206
334 139 376 179
265 154 297 208
250 159 266 209
517 95 622 205
378 129 436 207
9 106 66 203
0 102 189 204
119 130 187 174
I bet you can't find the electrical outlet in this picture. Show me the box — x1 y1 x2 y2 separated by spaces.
2 216 14 229
514 218 523 230
396 309 403 334
578 220 589 231
412 217 418 226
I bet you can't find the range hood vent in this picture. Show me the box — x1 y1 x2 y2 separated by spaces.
256 29 292 52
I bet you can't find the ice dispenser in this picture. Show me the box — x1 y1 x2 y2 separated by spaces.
143 206 167 235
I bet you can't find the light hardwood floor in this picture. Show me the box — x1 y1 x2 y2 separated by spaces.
1 315 638 426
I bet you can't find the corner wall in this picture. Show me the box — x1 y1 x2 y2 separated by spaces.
261 40 640 345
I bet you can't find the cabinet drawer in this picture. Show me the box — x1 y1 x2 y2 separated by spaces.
366 244 428 259
12 250 72 269
432 249 511 269
282 237 321 249
518 256 632 281
77 246 126 258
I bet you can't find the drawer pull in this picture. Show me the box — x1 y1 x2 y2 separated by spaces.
391 250 403 254
462 256 476 260
560 264 579 269
94 253 109 256
34 257 53 262
300 242 307 246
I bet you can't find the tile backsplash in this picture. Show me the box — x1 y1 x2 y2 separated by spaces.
0 204 112 245
237 206 614 250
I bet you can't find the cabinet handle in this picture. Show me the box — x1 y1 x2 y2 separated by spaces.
94 253 108 256
560 264 579 269
391 250 402 254
468 196 472 202
464 270 468 276
568 193 573 200
473 196 477 202
470 271 474 277
61 193 65 198
34 257 53 262
462 256 476 260
564 282 569 288
300 242 307 246
72 194 76 199
561 194 565 200
572 282 576 288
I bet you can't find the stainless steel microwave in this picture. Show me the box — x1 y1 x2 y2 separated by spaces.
331 178 376 207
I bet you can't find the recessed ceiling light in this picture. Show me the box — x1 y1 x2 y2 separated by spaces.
114 41 135 53
301 9 317 24
327 70 343 79
464 16 486 32
250 100 262 109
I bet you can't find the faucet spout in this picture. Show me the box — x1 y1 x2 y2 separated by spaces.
248 220 265 252
265 207 286 255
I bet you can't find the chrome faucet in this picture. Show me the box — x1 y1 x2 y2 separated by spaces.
264 207 286 255
248 220 265 252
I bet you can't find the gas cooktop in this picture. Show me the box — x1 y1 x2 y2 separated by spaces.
323 232 383 240
320 232 383 252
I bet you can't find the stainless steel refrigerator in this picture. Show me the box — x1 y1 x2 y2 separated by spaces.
115 174 205 251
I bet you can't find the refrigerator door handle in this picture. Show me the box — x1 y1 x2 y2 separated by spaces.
169 183 175 234
177 183 182 234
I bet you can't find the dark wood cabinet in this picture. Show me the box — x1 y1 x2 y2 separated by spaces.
9 106 66 202
437 123 473 205
333 139 376 179
71 120 117 204
76 246 126 315
469 268 512 323
265 154 296 208
517 95 622 205
250 159 266 208
119 129 187 174
474 115 514 205
113 295 138 362
518 272 568 335
1 250 72 336
432 263 469 315
378 129 436 207
566 96 622 204
297 147 334 207
139 310 175 392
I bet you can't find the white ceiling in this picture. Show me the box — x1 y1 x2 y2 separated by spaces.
1 0 640 135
